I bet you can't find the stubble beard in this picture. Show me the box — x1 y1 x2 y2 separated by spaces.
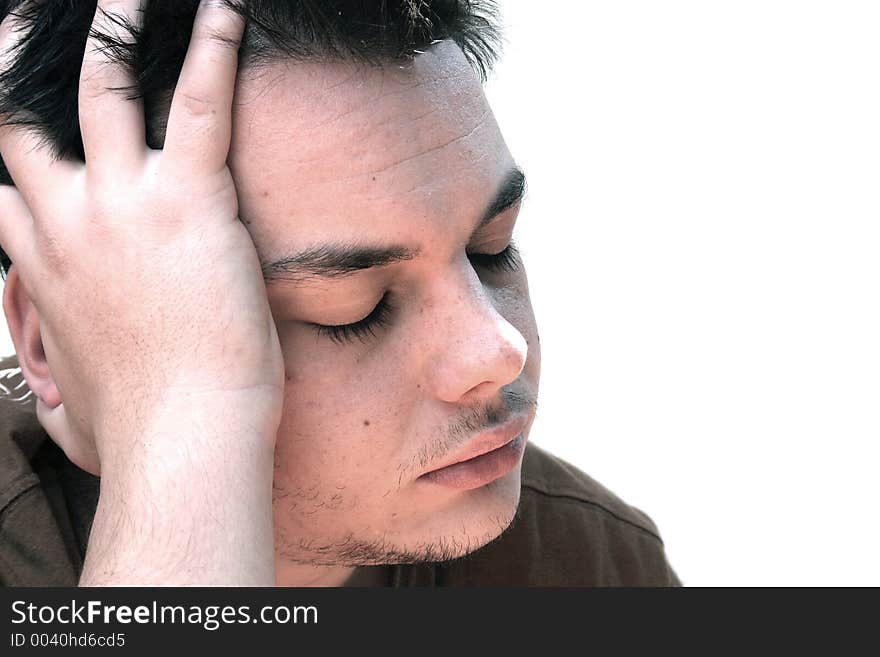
273 494 523 567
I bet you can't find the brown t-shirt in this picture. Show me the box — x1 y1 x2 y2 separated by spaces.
0 357 681 587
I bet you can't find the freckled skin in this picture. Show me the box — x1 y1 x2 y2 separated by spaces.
228 41 541 585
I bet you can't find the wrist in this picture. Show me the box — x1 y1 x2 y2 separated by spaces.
93 390 280 476
82 425 276 586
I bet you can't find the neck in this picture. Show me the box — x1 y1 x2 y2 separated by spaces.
275 560 357 587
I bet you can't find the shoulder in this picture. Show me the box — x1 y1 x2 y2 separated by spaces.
437 442 682 586
520 442 666 543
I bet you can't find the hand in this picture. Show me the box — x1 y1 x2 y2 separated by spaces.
0 1 285 477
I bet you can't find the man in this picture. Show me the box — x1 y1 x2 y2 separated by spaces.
0 0 680 586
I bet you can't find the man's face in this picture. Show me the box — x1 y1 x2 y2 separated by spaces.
228 40 541 567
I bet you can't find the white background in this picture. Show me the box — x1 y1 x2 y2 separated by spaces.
482 1 880 586
2 1 878 585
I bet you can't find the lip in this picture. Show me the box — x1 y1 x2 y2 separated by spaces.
420 413 530 476
418 433 526 491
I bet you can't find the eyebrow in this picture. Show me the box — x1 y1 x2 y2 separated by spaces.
260 166 527 284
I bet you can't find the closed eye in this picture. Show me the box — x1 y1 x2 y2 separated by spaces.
467 240 521 274
311 292 394 345
310 240 521 346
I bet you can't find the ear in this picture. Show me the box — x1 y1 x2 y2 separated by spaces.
2 265 100 475
2 264 61 408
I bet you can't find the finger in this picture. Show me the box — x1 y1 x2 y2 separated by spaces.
163 0 245 173
0 184 34 269
79 0 146 175
0 6 77 197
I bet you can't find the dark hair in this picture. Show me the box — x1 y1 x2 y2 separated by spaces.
0 0 502 277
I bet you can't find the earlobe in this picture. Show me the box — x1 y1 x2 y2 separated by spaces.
2 265 62 408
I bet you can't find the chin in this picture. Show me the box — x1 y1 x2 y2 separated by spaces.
395 464 524 562
273 466 524 567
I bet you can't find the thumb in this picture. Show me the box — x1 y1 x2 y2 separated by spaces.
35 397 101 476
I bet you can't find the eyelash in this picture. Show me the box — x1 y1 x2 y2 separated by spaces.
312 240 521 345
313 292 394 345
467 240 521 274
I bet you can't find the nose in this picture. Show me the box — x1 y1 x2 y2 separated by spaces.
423 265 528 405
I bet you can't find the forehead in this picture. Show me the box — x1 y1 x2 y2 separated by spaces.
227 41 513 256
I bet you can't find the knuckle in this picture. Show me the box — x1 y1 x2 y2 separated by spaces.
179 91 217 118
35 226 71 275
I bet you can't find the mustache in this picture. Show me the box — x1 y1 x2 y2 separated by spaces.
446 388 538 442
408 386 539 478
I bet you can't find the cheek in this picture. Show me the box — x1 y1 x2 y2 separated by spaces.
275 322 398 396
272 381 374 488
270 323 414 478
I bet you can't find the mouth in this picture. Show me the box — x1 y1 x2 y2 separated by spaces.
417 414 530 491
